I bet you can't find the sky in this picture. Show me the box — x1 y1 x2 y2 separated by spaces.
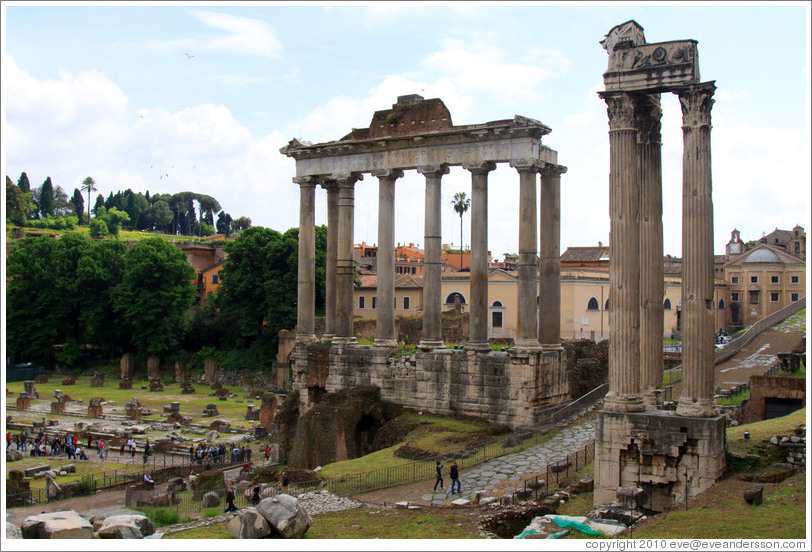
2 1 810 260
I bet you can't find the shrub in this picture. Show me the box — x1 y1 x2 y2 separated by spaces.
142 506 182 527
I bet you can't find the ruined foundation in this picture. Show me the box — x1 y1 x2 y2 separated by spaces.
594 409 726 512
291 342 569 428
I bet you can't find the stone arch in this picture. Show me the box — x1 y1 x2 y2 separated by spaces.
445 291 467 305
604 299 610 310
664 298 672 310
587 297 600 311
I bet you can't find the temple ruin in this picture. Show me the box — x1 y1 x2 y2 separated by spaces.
593 21 726 512
281 95 570 428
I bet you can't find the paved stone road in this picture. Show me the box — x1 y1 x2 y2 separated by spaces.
407 418 597 505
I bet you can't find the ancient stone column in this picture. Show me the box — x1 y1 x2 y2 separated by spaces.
599 91 645 413
464 162 495 351
677 82 717 418
334 173 363 344
638 94 665 407
539 164 566 348
372 169 404 348
295 176 317 343
511 161 541 351
323 182 339 342
418 165 449 349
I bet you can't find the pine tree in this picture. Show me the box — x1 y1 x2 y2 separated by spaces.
39 177 55 218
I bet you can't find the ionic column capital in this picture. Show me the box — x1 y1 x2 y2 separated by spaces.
370 169 404 181
509 159 540 173
678 82 716 129
462 161 496 175
417 165 449 178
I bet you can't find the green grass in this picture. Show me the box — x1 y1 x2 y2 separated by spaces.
164 524 232 539
4 456 136 490
141 506 192 527
726 407 806 455
716 390 750 406
7 224 211 244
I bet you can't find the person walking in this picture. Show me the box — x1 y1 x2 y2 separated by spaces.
279 471 290 493
251 485 261 507
433 460 444 491
450 461 461 494
225 484 239 513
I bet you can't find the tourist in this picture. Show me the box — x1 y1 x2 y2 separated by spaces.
224 485 239 513
251 485 261 507
76 446 88 460
97 440 105 460
264 445 270 462
280 471 290 493
245 446 252 462
450 461 461 494
189 445 195 464
6 432 12 449
433 460 444 491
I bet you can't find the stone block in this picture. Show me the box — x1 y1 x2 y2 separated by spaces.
743 485 763 505
226 508 272 539
21 511 94 539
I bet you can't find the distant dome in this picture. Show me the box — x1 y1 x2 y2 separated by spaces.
744 248 781 263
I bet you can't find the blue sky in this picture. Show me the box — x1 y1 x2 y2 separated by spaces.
3 2 810 258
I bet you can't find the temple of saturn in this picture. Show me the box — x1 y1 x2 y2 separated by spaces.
281 94 570 428
593 21 726 512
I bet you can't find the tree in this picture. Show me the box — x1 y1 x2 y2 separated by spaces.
6 176 35 225
54 185 71 216
451 191 470 270
72 188 85 225
217 212 233 236
93 194 104 214
81 177 98 222
93 206 131 236
151 200 173 233
17 172 30 193
113 238 195 356
232 216 252 233
39 177 55 218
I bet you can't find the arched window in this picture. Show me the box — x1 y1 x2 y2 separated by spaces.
663 298 672 310
587 297 600 311
492 301 503 308
445 292 467 305
604 299 610 311
718 299 725 310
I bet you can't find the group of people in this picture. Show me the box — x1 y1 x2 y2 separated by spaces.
188 442 253 470
434 460 462 494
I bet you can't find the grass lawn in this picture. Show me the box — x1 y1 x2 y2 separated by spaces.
5 456 137 490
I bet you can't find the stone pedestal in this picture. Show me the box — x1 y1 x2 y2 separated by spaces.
204 357 217 383
23 381 39 399
35 374 49 384
259 393 278 428
119 378 133 390
120 353 135 380
62 375 76 386
87 398 103 418
149 379 164 392
593 409 726 512
90 374 104 388
174 361 185 383
241 375 253 393
125 399 142 420
16 394 31 410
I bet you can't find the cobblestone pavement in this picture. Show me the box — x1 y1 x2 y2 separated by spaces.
406 418 597 506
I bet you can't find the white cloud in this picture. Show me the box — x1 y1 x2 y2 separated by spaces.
146 10 283 58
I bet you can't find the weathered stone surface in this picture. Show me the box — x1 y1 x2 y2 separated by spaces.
743 485 764 505
226 507 272 539
256 494 312 539
6 521 23 539
97 515 155 539
202 491 221 507
21 511 94 539
191 469 226 499
7 449 23 462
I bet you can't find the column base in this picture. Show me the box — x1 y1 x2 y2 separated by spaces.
331 336 357 346
514 338 542 352
373 338 398 349
418 339 444 351
643 389 663 408
295 333 317 345
603 393 646 413
676 397 715 417
465 341 491 352
541 342 564 351
321 334 335 343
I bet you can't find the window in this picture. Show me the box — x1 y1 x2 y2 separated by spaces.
731 276 739 284
731 292 740 302
771 276 779 284
403 296 410 310
795 242 801 254
359 296 365 309
412 266 416 275
750 276 758 283
445 292 467 305
396 266 402 274
492 311 503 328
605 299 610 310
587 297 599 311
211 274 219 284
791 293 799 302
663 298 672 310
372 296 377 309
770 292 780 302
749 290 760 304
718 299 725 310
791 276 799 284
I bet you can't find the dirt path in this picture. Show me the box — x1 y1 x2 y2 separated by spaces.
5 488 133 526
714 328 805 389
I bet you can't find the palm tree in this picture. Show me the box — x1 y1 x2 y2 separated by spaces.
80 177 97 223
451 191 470 270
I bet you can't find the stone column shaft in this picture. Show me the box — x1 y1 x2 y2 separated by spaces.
465 162 495 351
418 165 449 349
512 162 541 351
373 169 403 347
677 83 717 418
539 164 565 348
324 184 339 341
334 174 362 344
295 177 317 342
638 94 665 406
600 91 645 412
